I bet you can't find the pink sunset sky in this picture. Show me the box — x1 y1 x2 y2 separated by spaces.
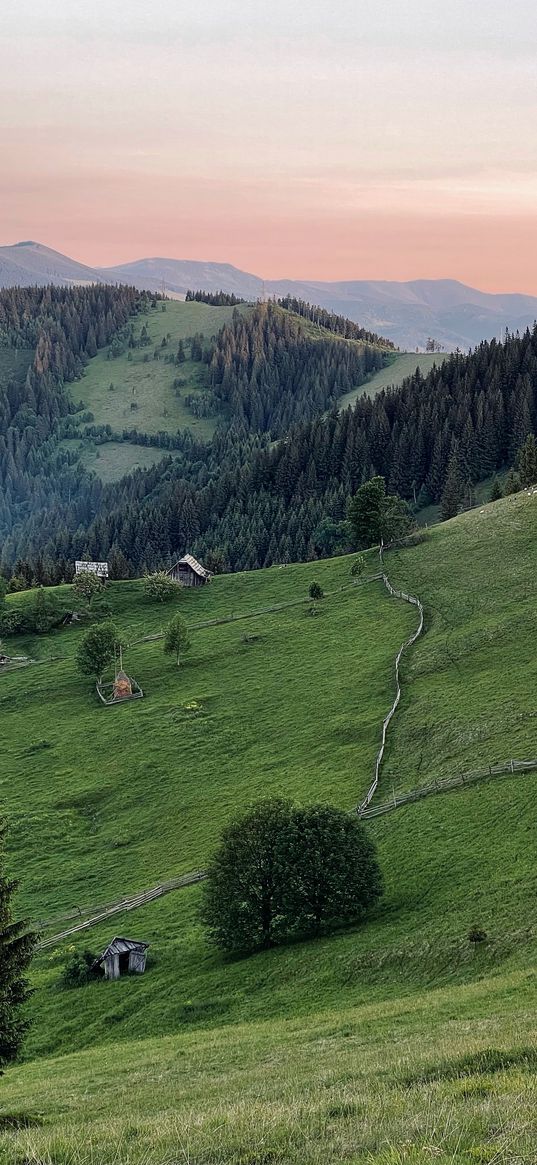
2 0 537 291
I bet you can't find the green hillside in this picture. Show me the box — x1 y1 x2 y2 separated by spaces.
68 300 249 467
1 492 537 1163
338 350 448 409
66 299 394 481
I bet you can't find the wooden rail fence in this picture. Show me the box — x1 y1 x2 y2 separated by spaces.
360 758 537 819
37 871 207 950
358 546 424 814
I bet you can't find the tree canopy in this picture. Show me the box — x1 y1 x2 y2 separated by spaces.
347 477 414 549
201 799 383 953
76 621 121 681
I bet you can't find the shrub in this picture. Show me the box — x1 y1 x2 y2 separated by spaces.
309 581 324 601
59 950 101 989
350 556 365 577
468 925 488 944
143 572 182 603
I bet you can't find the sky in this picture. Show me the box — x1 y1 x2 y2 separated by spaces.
1 0 537 290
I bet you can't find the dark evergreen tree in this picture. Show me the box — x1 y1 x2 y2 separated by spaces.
0 823 35 1071
517 433 537 487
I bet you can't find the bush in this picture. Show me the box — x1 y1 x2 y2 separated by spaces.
59 950 101 989
201 800 383 954
468 925 488 945
143 572 182 603
350 556 365 577
309 581 324 601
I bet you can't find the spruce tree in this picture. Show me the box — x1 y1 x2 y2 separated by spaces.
0 823 35 1071
489 478 503 502
441 452 464 520
517 433 537 487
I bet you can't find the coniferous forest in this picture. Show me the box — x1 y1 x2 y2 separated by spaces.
0 284 536 583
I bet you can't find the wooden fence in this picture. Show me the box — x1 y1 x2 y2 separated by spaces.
360 758 537 819
358 552 424 814
37 871 207 950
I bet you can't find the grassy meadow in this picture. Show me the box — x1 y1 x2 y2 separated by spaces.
59 438 180 483
67 301 250 477
338 351 447 409
1 494 537 1162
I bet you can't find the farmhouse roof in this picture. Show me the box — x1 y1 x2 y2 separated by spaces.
93 936 149 966
169 554 211 579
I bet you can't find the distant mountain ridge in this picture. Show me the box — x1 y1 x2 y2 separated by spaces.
2 240 536 350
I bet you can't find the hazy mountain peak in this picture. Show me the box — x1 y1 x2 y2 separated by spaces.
1 241 536 350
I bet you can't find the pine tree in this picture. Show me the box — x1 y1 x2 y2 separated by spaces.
0 822 35 1071
489 478 503 502
441 451 465 520
517 433 537 487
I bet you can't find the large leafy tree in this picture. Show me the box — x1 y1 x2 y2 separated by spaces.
347 476 414 549
0 822 36 1072
201 799 292 953
76 621 121 682
201 800 383 954
281 805 383 937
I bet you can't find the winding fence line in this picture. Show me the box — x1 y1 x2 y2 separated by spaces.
37 871 206 950
360 758 537 819
36 755 537 948
358 549 424 814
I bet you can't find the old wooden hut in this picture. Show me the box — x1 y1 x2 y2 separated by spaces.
93 937 149 980
167 554 212 587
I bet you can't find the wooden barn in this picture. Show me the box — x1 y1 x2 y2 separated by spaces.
167 554 212 587
92 937 149 980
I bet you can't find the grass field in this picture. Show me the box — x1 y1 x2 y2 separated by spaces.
59 438 178 482
69 302 398 481
338 351 448 409
2 494 537 1162
66 301 250 477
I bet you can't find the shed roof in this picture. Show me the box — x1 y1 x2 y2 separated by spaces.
168 554 211 579
94 936 149 964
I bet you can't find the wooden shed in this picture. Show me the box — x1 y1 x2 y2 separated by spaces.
167 554 212 587
93 937 149 981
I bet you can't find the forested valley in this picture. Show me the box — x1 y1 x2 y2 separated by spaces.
0 284 536 583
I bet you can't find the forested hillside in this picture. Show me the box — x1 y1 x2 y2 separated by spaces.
1 284 536 581
204 303 388 434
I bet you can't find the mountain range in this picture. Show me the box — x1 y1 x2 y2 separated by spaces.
2 240 537 351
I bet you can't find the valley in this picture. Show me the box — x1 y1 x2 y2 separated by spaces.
0 491 536 1162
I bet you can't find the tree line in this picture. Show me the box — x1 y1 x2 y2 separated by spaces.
276 295 396 349
185 290 246 306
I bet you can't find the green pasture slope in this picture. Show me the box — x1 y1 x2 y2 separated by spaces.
2 493 537 1163
70 300 397 481
338 350 448 409
68 300 251 475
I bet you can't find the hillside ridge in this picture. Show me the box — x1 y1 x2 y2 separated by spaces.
2 239 537 348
